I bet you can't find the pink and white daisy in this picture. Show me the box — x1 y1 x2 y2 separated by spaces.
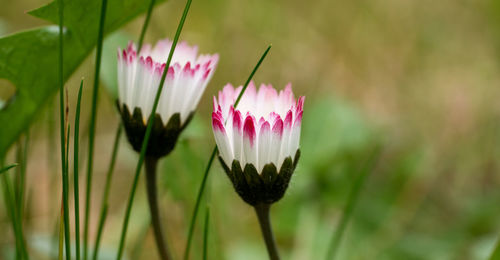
118 39 219 125
117 39 218 158
212 82 304 205
212 82 304 172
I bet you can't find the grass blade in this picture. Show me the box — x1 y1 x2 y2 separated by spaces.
58 205 64 260
325 146 381 260
0 164 18 175
1 164 22 258
137 0 156 52
74 80 84 260
92 205 108 260
84 0 108 259
15 131 29 221
115 0 194 258
183 44 272 260
92 124 122 260
202 208 210 260
93 0 150 254
57 0 71 258
183 148 216 260
63 124 72 260
490 237 500 260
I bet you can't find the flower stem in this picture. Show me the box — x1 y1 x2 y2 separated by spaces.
254 203 280 260
145 157 172 260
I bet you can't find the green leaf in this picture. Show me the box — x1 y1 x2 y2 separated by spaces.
0 0 166 158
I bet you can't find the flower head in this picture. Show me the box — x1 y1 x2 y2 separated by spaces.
212 82 304 205
117 39 218 158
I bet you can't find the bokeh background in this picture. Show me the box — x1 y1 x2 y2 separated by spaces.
1 0 500 259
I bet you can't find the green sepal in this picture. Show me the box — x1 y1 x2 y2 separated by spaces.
118 103 192 158
217 150 301 206
261 163 278 186
293 149 301 170
243 164 264 194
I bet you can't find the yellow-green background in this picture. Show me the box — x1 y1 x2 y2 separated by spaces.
1 0 500 259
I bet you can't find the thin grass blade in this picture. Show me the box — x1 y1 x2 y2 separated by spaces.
183 44 272 260
92 205 108 260
202 207 210 260
0 164 18 175
74 80 84 260
116 0 194 257
325 146 381 260
92 124 122 260
490 237 500 260
1 168 22 258
137 0 156 52
62 124 72 260
84 0 109 259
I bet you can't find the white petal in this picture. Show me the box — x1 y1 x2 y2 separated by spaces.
270 117 283 167
213 118 232 166
257 121 271 172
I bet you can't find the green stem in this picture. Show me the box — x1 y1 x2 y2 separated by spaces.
145 157 172 260
183 44 272 260
92 124 122 260
115 0 193 258
74 81 84 260
84 0 108 258
254 203 280 260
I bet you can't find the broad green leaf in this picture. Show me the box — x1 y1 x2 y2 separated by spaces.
0 0 166 158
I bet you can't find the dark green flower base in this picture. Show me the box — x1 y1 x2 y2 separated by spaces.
118 103 193 158
219 150 300 205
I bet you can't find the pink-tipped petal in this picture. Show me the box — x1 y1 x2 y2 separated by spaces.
284 110 293 129
243 115 257 167
233 110 243 133
243 115 256 146
294 111 303 127
272 118 284 137
212 113 226 133
297 96 305 112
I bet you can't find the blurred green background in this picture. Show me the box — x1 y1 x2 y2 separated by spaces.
1 0 500 259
